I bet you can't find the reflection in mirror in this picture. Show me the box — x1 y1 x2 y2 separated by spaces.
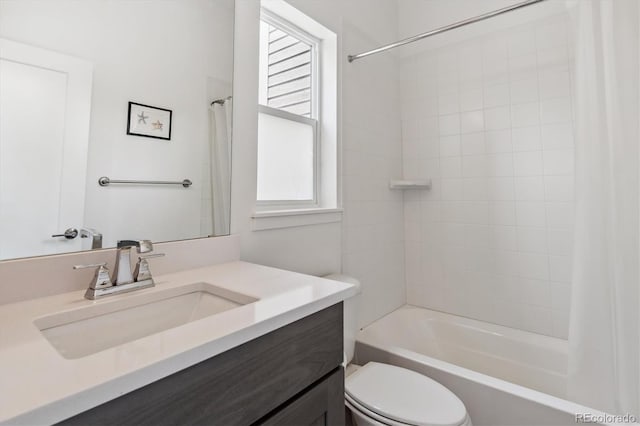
0 0 234 261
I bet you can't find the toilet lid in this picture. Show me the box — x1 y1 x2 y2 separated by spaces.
345 362 467 426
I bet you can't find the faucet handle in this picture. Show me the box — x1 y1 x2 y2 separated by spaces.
73 263 113 290
134 253 165 283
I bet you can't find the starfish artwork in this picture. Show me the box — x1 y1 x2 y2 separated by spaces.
137 111 148 124
151 120 163 131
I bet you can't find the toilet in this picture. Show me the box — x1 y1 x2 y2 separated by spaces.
325 274 472 426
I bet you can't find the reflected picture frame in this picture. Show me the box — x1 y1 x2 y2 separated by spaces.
126 102 172 140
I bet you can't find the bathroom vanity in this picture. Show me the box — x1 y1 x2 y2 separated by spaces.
0 261 355 425
60 303 344 426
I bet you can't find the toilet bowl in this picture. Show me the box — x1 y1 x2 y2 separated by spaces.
345 362 472 426
323 274 472 426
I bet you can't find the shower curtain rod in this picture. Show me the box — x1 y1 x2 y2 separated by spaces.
347 0 547 63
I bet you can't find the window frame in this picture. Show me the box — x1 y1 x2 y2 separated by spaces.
256 9 323 210
256 104 319 208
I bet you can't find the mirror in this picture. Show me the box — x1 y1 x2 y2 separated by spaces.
0 0 234 261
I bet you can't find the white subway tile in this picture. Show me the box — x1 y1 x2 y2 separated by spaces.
464 201 490 225
461 110 485 133
441 156 462 178
544 176 574 201
510 78 538 104
440 135 461 157
518 252 549 280
490 226 517 250
486 129 512 153
441 178 464 200
536 20 567 51
460 89 483 111
547 228 573 256
487 153 515 177
513 151 543 176
484 83 510 107
440 202 463 224
539 70 571 100
485 106 511 130
550 282 571 310
520 278 552 307
541 123 574 150
522 306 554 335
509 53 537 75
439 93 459 115
512 126 541 152
508 31 536 56
517 227 548 253
537 47 569 71
443 223 466 246
463 155 488 177
465 224 491 247
516 201 547 227
540 98 572 124
549 255 572 283
461 132 486 155
487 177 515 201
515 176 545 201
543 149 574 175
511 102 540 127
490 202 517 225
439 113 461 135
463 178 488 201
546 202 574 228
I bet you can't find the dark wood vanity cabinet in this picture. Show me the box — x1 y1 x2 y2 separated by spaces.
58 303 345 426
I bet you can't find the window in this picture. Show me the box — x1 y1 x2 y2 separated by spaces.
253 1 339 229
257 10 320 207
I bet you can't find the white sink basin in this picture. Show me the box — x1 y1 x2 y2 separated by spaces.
34 282 257 359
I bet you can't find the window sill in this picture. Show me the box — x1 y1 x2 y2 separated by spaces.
251 208 343 231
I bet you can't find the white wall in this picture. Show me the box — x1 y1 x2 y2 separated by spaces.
398 3 575 338
231 0 405 327
0 0 234 247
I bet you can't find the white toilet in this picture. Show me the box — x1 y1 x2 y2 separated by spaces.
325 274 472 426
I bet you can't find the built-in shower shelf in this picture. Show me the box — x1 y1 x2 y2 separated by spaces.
388 179 432 190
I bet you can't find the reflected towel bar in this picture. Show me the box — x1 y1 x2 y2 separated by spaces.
98 176 192 188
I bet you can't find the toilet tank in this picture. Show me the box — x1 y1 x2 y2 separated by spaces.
323 274 361 365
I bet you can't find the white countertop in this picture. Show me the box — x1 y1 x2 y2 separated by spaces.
0 261 356 425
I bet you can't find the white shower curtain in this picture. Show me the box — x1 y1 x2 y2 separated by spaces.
568 0 639 416
208 99 232 236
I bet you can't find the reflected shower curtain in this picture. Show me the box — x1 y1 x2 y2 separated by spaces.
568 0 639 416
208 99 232 236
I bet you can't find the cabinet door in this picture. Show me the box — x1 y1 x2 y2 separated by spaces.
258 367 345 426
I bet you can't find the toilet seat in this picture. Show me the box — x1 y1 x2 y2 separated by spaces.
345 362 469 426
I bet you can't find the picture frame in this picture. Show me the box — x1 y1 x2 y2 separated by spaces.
127 102 172 140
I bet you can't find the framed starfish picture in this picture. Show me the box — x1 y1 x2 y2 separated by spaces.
127 102 172 140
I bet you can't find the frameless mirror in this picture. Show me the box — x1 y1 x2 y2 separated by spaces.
0 0 234 260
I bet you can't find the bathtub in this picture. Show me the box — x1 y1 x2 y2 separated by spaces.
354 305 623 426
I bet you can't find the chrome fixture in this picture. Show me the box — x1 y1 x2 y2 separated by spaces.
347 0 547 63
113 240 153 285
74 263 113 300
80 227 103 249
98 176 192 188
51 228 78 239
74 240 164 300
134 253 165 282
211 95 232 106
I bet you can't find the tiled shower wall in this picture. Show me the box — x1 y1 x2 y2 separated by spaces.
401 14 575 338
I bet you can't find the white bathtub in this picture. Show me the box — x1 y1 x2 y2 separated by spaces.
355 305 621 426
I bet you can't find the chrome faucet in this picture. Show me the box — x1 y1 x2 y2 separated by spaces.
113 240 153 285
74 239 164 300
80 227 103 249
